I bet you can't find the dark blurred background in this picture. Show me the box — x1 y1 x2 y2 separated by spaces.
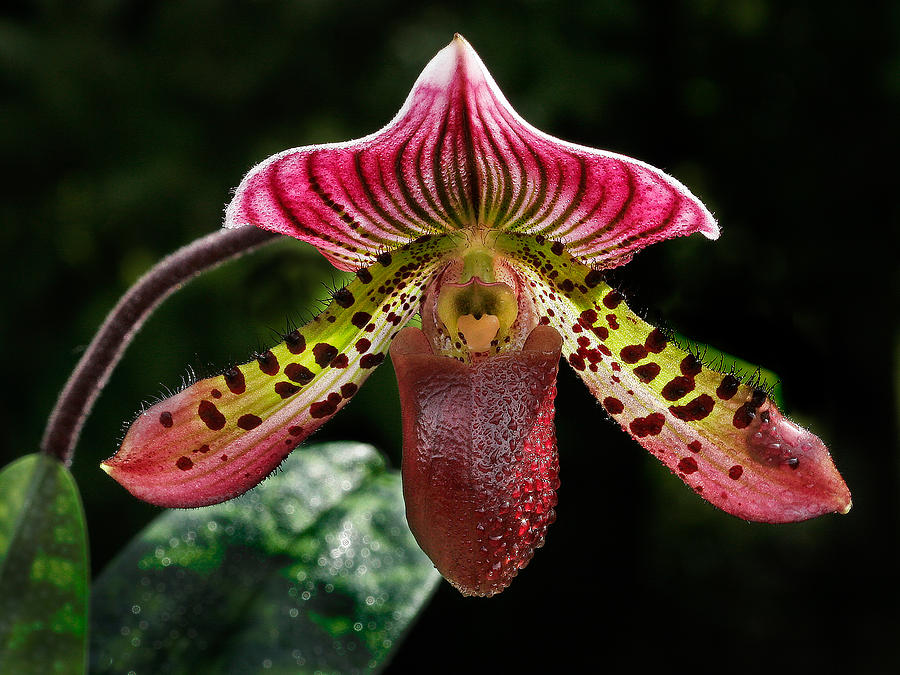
2 1 897 672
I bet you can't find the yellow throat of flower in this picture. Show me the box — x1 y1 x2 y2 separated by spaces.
436 244 518 354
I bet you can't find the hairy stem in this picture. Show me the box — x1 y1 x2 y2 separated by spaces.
41 226 281 466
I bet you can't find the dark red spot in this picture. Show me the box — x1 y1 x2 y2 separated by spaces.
645 329 668 354
620 345 648 364
584 269 604 288
237 414 263 430
360 353 384 368
221 454 228 461
669 394 715 422
606 314 619 330
591 326 609 340
330 353 349 369
310 399 338 418
356 267 373 284
577 335 591 348
288 425 304 436
603 290 623 309
210 388 222 399
629 413 666 438
550 241 565 255
198 400 226 430
224 367 246 395
729 465 744 480
598 344 612 357
716 374 740 400
341 383 358 398
603 397 624 414
313 343 339 368
750 388 768 407
192 444 211 454
333 288 354 308
688 440 702 453
377 252 392 266
579 309 598 326
159 411 173 428
732 403 756 429
176 456 193 471
661 376 695 401
285 330 306 354
568 353 586 371
633 362 661 383
677 457 699 474
352 311 372 328
284 363 314 384
275 382 301 399
680 353 703 377
355 338 371 353
257 350 279 375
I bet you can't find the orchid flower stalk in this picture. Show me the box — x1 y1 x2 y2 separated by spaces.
102 35 850 597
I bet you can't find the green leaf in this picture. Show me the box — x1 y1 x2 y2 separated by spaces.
90 442 440 674
0 453 90 674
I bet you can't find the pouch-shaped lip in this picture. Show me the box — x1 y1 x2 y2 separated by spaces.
391 325 562 596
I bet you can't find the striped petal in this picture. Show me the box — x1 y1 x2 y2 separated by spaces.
102 235 456 508
225 38 484 271
495 233 851 523
226 35 716 272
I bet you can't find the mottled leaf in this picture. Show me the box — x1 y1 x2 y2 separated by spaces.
91 442 440 674
0 454 89 674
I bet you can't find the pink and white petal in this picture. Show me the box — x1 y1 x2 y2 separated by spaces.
102 235 456 508
496 233 850 523
225 37 485 271
227 35 715 272
449 37 718 267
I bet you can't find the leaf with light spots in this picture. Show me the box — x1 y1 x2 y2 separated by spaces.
103 235 457 508
496 232 851 523
0 454 89 674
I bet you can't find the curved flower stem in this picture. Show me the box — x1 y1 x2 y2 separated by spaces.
41 226 281 466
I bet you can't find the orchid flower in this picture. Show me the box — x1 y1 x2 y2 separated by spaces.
103 35 850 597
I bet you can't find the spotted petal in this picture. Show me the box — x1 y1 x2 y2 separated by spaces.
102 235 456 507
496 233 851 523
226 35 716 273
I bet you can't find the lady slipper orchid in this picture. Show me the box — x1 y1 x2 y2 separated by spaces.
103 35 850 596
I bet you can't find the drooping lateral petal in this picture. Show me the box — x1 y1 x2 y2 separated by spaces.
445 37 718 266
495 233 851 523
102 235 456 508
225 38 487 271
391 325 562 597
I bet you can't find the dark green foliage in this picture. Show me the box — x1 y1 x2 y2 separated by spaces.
90 442 438 674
